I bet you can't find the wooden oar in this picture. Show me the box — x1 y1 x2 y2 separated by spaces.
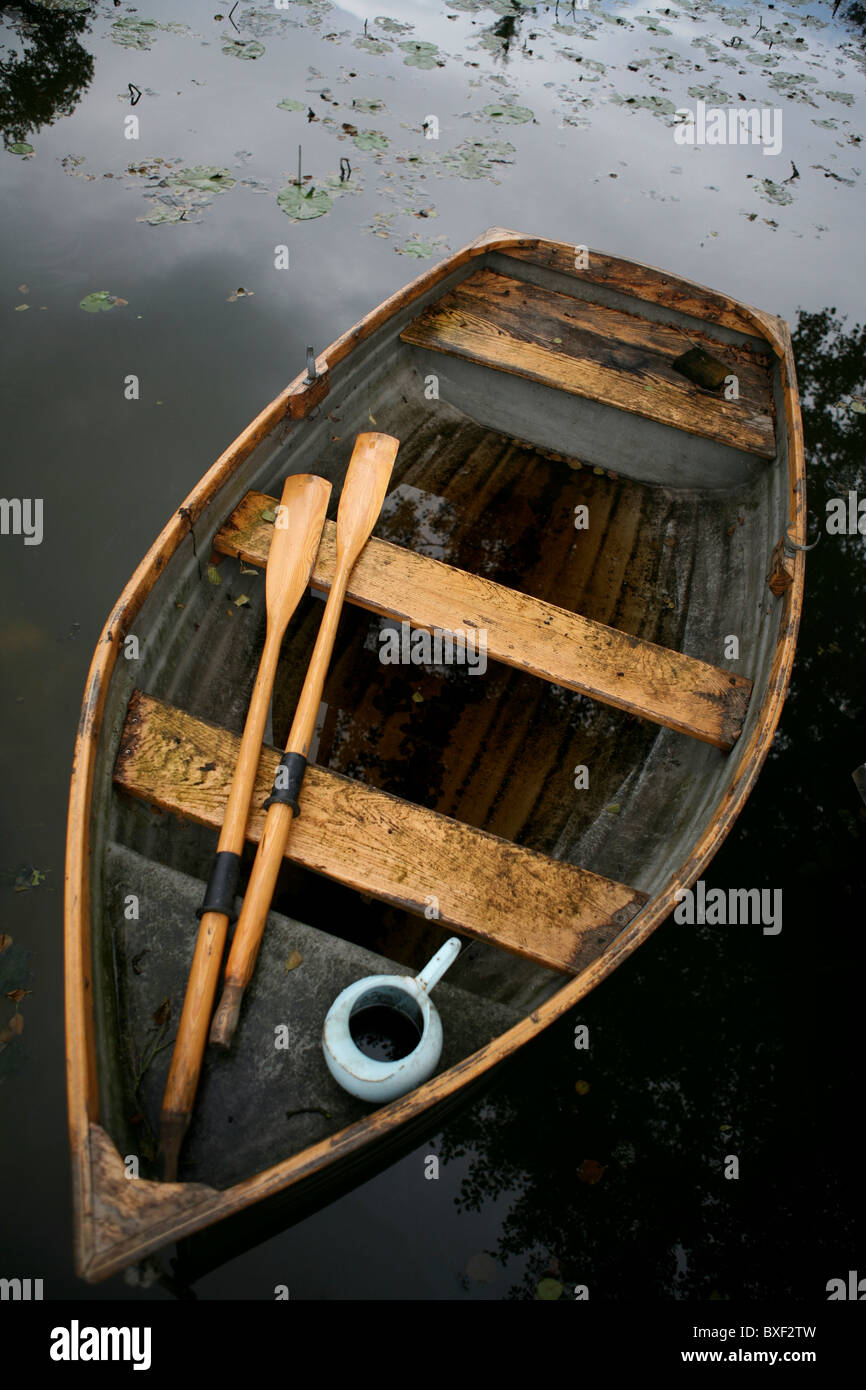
158 472 332 1181
209 431 400 1050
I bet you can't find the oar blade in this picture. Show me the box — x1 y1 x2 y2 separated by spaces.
335 432 399 567
266 473 332 623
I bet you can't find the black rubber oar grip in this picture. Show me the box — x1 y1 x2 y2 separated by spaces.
263 751 307 816
196 850 241 921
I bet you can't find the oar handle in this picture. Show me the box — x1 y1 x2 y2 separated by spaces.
209 432 399 1050
209 569 351 1049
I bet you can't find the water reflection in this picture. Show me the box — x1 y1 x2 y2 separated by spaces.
0 1 94 152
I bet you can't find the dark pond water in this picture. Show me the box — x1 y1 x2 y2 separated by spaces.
0 0 864 1302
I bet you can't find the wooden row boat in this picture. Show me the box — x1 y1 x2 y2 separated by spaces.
64 228 805 1283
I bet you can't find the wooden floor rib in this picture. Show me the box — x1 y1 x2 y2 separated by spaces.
114 693 649 975
215 491 753 751
399 268 775 459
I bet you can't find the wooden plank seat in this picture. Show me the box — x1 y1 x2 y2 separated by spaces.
399 268 776 459
114 692 650 975
214 493 753 752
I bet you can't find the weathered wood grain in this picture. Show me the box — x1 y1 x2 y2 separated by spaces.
400 268 775 459
215 492 753 751
114 692 648 975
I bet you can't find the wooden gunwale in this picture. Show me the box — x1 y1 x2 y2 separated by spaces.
64 228 805 1281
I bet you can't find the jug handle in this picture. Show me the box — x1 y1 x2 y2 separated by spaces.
416 937 462 994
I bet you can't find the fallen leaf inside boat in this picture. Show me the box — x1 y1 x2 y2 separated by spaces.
152 997 171 1027
207 564 222 585
0 1014 24 1045
284 950 303 974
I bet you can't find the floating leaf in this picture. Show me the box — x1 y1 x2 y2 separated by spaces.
375 16 413 33
276 184 334 220
111 17 159 49
440 138 516 181
400 40 440 69
483 104 533 124
399 240 434 258
234 594 250 607
284 950 303 974
222 39 265 60
758 179 793 207
277 98 305 112
14 305 28 312
536 1277 564 1300
207 564 222 585
353 130 389 152
354 36 392 54
80 291 124 314
412 690 424 703
5 988 30 1004
352 97 386 113
169 166 235 194
9 142 34 156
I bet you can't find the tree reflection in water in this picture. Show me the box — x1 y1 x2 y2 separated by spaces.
0 1 94 152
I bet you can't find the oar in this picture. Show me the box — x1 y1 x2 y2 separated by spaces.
209 431 399 1049
158 472 332 1181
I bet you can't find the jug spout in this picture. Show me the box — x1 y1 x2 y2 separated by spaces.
416 937 462 994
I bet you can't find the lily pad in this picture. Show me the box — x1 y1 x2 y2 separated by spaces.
758 179 793 207
482 103 533 124
818 90 855 105
399 240 434 258
276 184 334 220
375 16 412 32
353 97 386 113
440 138 516 180
169 166 235 193
9 142 34 156
353 130 389 151
111 18 159 50
222 39 266 60
79 291 124 313
354 36 392 54
277 98 305 112
399 40 440 69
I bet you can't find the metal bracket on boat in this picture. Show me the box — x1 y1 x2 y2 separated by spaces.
782 524 821 555
305 346 318 384
196 850 241 922
263 751 307 816
768 524 819 597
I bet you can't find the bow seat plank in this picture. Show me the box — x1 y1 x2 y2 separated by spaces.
399 267 775 460
114 692 649 975
214 493 753 752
